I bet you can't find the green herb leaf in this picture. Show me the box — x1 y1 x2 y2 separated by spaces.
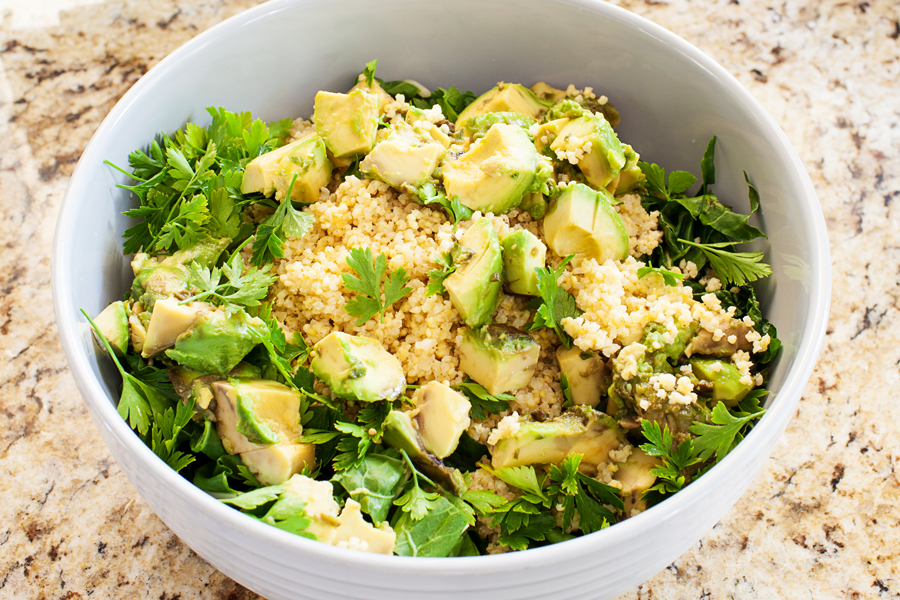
392 494 471 557
690 401 765 463
343 247 413 325
361 59 378 87
678 239 771 287
220 483 286 509
332 448 407 522
637 265 685 287
639 420 702 495
425 251 457 297
452 381 513 421
530 255 580 348
700 136 716 194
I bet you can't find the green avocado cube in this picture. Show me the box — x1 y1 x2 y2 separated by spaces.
92 300 129 356
443 218 503 328
310 332 406 402
165 308 267 376
314 89 380 158
550 113 626 189
500 229 546 296
543 182 628 263
441 123 551 215
455 82 551 126
458 325 540 396
690 357 754 407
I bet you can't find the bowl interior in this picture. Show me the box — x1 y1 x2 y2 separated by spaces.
52 0 830 598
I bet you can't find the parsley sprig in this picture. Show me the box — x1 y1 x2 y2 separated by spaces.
425 251 457 297
250 174 315 267
452 381 513 421
678 239 772 287
183 255 276 308
529 255 581 348
636 265 684 287
342 247 413 325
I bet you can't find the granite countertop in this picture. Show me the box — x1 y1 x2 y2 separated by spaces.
1 0 897 598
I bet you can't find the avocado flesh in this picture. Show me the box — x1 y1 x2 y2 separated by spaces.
165 308 267 376
443 218 503 328
349 76 395 111
382 410 466 493
455 82 550 126
405 107 452 148
272 134 333 202
141 298 205 357
556 346 609 408
500 230 546 296
241 443 316 487
459 112 537 139
550 114 626 189
610 144 645 196
131 237 229 309
314 89 380 158
360 126 444 188
533 118 569 157
608 322 709 436
310 332 406 402
519 191 548 220
211 378 314 485
441 123 549 215
543 182 628 263
690 358 753 408
93 300 129 356
458 325 540 396
613 448 659 514
530 82 567 104
412 382 471 459
241 133 331 200
490 406 625 471
546 99 586 121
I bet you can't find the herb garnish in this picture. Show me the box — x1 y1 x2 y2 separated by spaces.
529 255 581 348
343 247 414 325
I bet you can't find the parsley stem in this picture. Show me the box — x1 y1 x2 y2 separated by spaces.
104 159 147 182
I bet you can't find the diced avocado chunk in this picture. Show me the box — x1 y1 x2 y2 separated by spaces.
282 475 396 553
530 82 567 103
212 378 304 449
382 410 466 492
556 346 609 408
359 125 444 188
519 191 548 219
405 107 452 148
131 237 229 309
612 448 659 515
443 218 503 328
241 443 316 487
310 332 406 402
490 406 625 471
455 82 550 126
546 99 586 121
550 114 626 189
442 123 551 215
459 112 537 139
314 89 380 158
458 325 540 396
93 301 129 356
500 230 546 296
272 134 333 202
165 308 267 376
241 134 327 199
349 76 395 111
690 357 754 407
141 298 205 357
412 382 471 459
211 378 314 485
611 144 645 196
543 182 628 263
533 118 569 157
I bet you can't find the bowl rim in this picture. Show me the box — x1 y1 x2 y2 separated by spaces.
52 0 831 575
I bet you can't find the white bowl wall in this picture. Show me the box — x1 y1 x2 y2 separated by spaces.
52 0 830 598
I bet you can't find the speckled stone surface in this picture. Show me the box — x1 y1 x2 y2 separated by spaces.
0 1 897 598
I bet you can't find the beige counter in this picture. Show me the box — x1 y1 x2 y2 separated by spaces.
0 0 897 598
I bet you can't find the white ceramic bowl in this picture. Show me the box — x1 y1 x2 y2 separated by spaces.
52 0 830 598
